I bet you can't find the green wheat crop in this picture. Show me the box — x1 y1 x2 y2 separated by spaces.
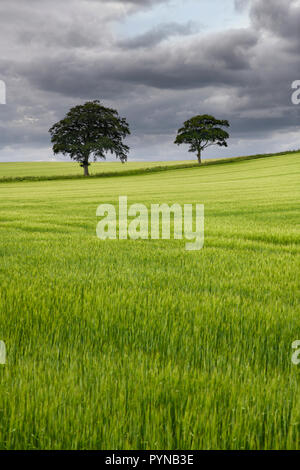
0 153 299 449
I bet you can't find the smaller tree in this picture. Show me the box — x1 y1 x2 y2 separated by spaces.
49 100 130 176
174 115 230 164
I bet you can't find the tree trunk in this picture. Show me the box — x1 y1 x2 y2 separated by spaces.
197 150 202 165
83 163 89 176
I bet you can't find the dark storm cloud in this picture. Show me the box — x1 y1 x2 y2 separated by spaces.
19 28 258 97
0 0 299 161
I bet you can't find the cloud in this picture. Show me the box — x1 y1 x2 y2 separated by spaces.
0 0 299 162
250 0 300 41
16 28 258 99
103 0 168 5
234 0 250 12
118 21 198 49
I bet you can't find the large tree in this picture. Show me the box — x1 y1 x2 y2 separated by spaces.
49 100 130 176
174 115 230 164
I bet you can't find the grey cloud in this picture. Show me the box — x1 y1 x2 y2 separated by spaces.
103 0 168 4
19 29 258 99
118 21 198 49
250 0 300 41
0 0 299 161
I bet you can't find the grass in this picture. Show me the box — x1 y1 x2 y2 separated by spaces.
0 152 299 449
0 149 299 183
0 160 196 181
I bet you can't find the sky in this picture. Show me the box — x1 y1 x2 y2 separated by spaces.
0 0 299 162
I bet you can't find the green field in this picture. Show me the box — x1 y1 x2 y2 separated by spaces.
0 153 299 449
0 160 194 179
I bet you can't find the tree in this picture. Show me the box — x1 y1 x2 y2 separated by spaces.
174 115 230 164
49 100 130 176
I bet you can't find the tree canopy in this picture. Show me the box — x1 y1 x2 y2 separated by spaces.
174 115 230 164
49 100 130 175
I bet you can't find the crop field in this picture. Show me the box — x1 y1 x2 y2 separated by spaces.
0 160 194 179
0 153 299 450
